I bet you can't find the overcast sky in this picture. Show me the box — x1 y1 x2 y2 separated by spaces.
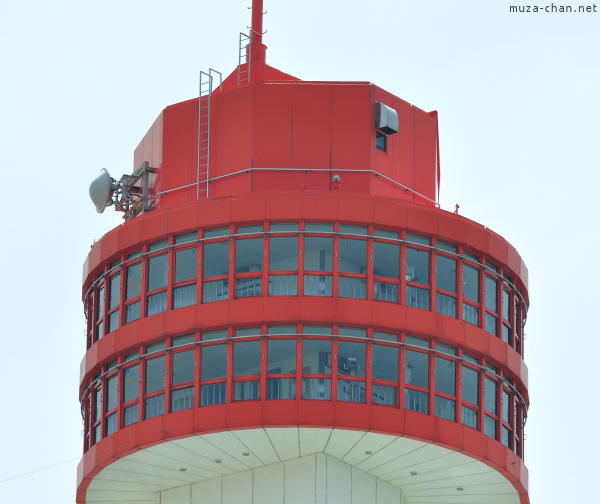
0 1 598 502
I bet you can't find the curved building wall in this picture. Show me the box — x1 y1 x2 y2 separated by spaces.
78 192 529 503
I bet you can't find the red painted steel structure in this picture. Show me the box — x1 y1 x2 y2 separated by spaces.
78 2 530 503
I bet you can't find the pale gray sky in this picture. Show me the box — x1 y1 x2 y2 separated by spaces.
0 1 598 502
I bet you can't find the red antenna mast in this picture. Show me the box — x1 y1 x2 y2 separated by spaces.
250 0 267 64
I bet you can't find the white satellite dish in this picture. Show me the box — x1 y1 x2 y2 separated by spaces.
89 168 115 213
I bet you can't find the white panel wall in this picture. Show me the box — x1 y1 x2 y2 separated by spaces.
158 454 404 504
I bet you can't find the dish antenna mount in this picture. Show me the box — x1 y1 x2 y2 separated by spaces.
89 161 155 220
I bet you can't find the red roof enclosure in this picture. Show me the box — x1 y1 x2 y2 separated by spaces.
79 2 530 503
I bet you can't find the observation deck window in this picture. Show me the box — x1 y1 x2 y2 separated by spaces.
337 340 366 402
95 283 104 343
485 275 498 336
235 236 263 298
339 237 367 299
267 338 296 400
171 347 195 412
405 345 429 414
105 373 118 436
173 245 197 309
372 339 399 406
107 272 120 333
302 339 332 400
144 353 165 419
374 238 400 303
462 262 480 327
200 330 228 406
203 238 229 303
123 362 139 427
434 354 456 421
436 254 457 318
125 261 142 323
484 376 498 439
147 252 168 316
269 236 298 296
406 247 430 310
461 364 479 429
304 236 333 296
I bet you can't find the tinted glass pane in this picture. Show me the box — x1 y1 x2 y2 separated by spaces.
436 255 456 293
339 224 367 235
503 289 510 320
175 248 197 282
238 224 262 234
304 275 332 296
147 291 167 315
406 233 429 245
435 396 455 421
172 350 195 384
201 345 227 380
406 248 429 284
339 277 367 299
485 275 498 312
124 365 139 402
405 389 428 413
462 406 477 429
270 222 298 232
124 404 138 426
503 389 511 422
145 394 164 419
338 327 366 338
302 378 331 399
97 285 104 318
337 379 366 403
436 292 456 317
108 310 119 332
203 279 229 302
145 356 165 394
268 340 296 374
372 344 398 381
462 366 479 405
109 274 120 309
485 415 497 439
234 340 262 376
269 274 298 295
485 377 497 414
304 237 333 271
234 380 260 400
435 357 456 396
204 227 229 239
267 378 296 399
201 382 227 405
171 387 194 411
406 285 430 309
148 254 168 291
106 375 118 411
374 242 400 278
125 301 140 323
236 277 262 297
338 341 366 378
405 350 428 388
203 241 229 277
94 387 102 421
175 232 197 244
126 263 142 299
462 264 479 302
149 240 168 252
172 334 195 347
269 237 298 271
302 340 331 375
373 385 397 405
339 238 367 273
304 222 333 232
236 238 263 273
173 284 196 308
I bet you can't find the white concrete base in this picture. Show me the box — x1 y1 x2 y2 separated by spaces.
156 453 406 504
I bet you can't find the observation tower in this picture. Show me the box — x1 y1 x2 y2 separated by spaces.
79 2 530 503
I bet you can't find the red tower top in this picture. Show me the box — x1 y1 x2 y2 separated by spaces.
79 4 529 504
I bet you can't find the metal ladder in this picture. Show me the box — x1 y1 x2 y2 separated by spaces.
197 69 222 198
238 31 252 85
